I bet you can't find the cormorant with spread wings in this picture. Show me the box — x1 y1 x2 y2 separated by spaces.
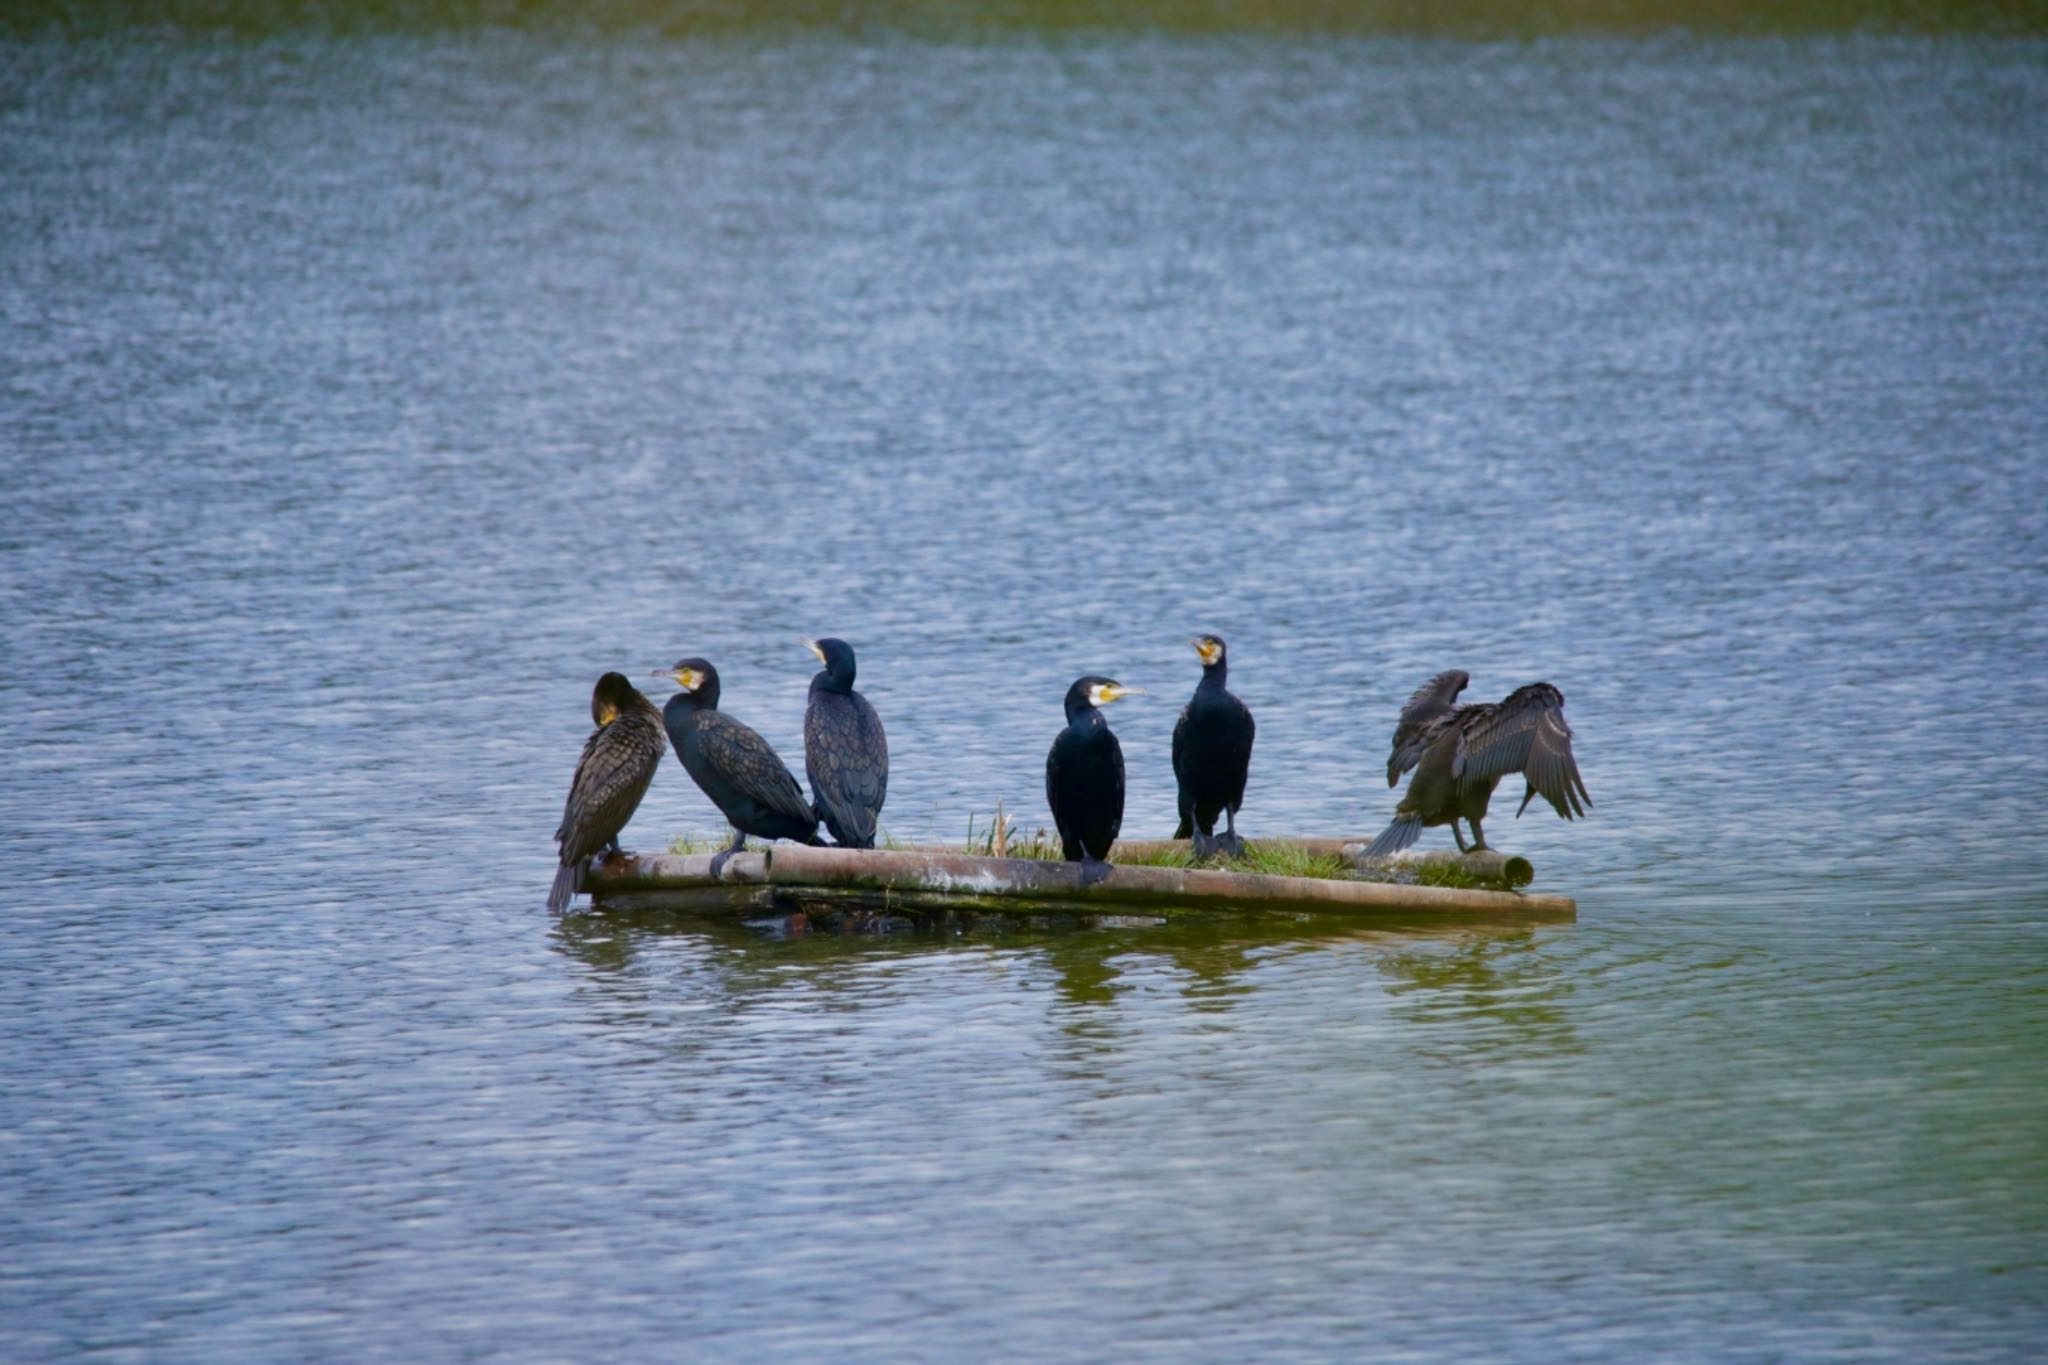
1366 673 1589 857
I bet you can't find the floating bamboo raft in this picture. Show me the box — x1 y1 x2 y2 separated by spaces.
586 840 1574 922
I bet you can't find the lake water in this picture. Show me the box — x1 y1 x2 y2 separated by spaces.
3 26 2046 1360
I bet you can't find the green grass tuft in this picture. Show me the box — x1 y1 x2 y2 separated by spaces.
1214 842 1353 880
1414 861 1492 890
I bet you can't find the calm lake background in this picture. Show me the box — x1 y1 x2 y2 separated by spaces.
3 16 2046 1360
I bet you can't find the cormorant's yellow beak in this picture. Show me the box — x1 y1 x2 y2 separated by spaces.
803 639 827 664
1193 637 1223 666
651 666 703 692
594 702 620 726
1092 683 1144 706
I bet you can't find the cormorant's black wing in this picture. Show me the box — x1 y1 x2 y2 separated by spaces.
556 706 667 863
1451 683 1590 820
1388 669 1469 787
806 693 888 844
697 712 817 828
1108 729 1126 847
1045 733 1074 851
1170 704 1191 838
1045 724 1125 856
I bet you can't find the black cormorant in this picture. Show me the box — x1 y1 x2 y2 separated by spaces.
655 657 820 876
549 671 668 913
1045 675 1141 885
801 637 888 849
1170 634 1256 858
1366 675 1590 857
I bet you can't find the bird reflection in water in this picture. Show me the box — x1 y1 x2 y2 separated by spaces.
1372 927 1583 1060
552 906 1575 1063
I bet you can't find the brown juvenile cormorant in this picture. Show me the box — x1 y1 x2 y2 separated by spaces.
549 671 668 914
1046 675 1141 886
655 657 820 877
1366 674 1590 857
801 637 888 849
1171 634 1256 858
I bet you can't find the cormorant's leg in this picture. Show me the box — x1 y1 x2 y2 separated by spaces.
1191 829 1213 860
1219 806 1245 858
1468 816 1487 852
708 829 749 880
1451 820 1470 853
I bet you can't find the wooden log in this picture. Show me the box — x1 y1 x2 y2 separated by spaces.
907 836 1530 885
1344 845 1536 890
591 850 770 884
587 845 1573 920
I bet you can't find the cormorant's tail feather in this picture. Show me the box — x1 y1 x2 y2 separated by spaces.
1172 815 1192 840
1362 817 1423 860
547 859 580 914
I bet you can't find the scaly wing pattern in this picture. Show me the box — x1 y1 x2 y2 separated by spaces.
699 711 816 828
556 706 667 864
807 694 888 844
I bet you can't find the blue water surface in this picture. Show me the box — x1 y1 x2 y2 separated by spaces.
2 29 2045 1361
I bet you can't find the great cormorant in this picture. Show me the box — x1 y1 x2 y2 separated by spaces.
1046 675 1141 885
655 657 820 877
549 671 667 913
802 637 888 849
1170 634 1256 858
1366 674 1590 857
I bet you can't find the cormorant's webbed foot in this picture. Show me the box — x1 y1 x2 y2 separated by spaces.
1078 856 1113 888
707 832 749 880
1215 830 1246 859
1190 830 1214 860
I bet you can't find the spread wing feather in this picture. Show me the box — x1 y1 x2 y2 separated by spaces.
1388 669 1470 786
1452 682 1590 820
